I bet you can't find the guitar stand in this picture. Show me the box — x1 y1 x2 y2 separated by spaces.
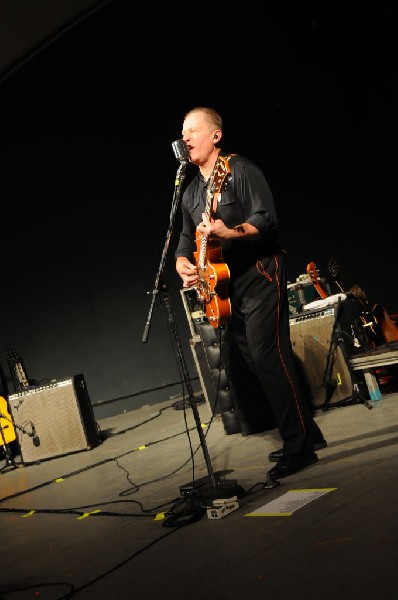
0 444 18 473
320 299 373 412
0 411 35 473
0 417 18 474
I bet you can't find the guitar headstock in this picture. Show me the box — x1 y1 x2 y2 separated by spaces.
327 257 345 293
328 257 340 281
306 261 329 299
209 156 231 195
306 261 320 285
6 348 20 364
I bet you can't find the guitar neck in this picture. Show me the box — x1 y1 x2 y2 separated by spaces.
313 282 328 299
6 349 30 390
205 160 220 219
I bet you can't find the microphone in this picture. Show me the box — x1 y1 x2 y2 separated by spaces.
31 425 41 447
172 139 189 163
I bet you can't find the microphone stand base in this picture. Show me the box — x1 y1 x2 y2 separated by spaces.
0 456 19 474
180 472 246 506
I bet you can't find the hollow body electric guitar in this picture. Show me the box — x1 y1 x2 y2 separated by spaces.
193 155 232 328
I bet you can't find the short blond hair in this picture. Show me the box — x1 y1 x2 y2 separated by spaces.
184 107 223 132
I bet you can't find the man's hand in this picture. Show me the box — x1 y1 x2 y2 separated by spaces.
196 213 230 239
197 213 260 240
176 257 198 288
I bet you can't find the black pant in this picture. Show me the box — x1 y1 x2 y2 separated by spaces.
226 250 324 455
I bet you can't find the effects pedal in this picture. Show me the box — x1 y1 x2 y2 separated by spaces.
206 496 239 520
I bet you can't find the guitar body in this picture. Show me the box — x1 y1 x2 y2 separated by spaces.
0 396 17 446
373 304 398 344
194 233 231 327
193 155 232 329
359 312 384 347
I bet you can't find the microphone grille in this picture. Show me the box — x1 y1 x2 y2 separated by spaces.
172 139 189 163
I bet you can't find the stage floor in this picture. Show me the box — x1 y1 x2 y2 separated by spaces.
1 390 398 600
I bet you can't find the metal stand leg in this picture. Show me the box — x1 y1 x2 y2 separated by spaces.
0 441 18 474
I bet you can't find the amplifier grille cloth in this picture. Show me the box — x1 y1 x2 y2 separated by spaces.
289 308 355 408
9 376 99 463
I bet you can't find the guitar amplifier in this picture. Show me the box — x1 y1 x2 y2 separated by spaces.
289 300 367 408
8 374 100 464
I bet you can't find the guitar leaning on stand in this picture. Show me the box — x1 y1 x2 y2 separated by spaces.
328 258 398 347
0 396 18 473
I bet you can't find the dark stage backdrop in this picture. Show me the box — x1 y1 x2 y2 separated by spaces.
0 2 395 418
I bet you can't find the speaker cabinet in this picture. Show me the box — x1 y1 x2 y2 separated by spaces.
8 374 100 463
289 304 362 408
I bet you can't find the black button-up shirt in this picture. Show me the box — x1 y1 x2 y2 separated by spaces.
175 153 281 279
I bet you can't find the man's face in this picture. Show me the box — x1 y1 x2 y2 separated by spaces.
182 112 217 166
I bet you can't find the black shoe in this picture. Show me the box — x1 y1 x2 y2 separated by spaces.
268 440 327 462
267 453 319 480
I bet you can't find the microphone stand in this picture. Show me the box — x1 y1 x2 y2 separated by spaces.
142 142 243 505
321 299 373 411
0 411 36 438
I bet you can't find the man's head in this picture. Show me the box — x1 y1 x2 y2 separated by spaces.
182 107 223 166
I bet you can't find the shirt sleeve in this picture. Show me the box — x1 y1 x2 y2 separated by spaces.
174 198 196 260
233 159 279 238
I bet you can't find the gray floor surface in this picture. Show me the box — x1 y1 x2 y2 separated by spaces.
1 389 397 600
